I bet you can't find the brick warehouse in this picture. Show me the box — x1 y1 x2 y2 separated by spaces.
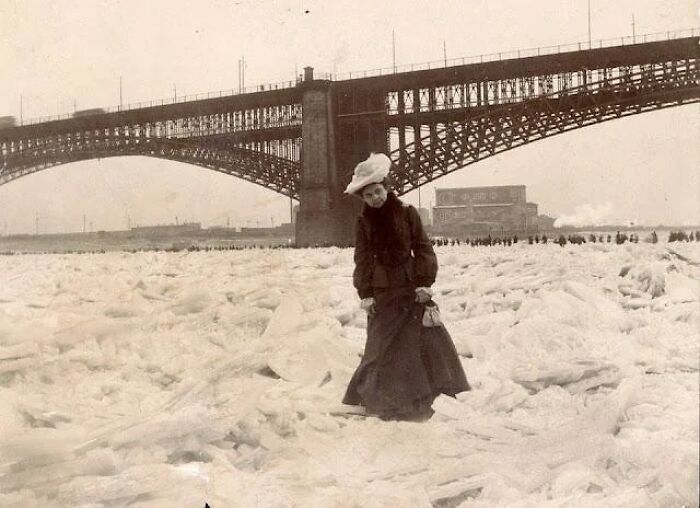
431 185 553 236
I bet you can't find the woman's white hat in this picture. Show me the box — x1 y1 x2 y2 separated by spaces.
344 153 391 195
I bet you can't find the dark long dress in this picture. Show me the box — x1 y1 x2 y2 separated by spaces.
342 193 470 419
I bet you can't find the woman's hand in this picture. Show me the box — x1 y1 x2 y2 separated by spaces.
415 287 433 303
360 297 376 317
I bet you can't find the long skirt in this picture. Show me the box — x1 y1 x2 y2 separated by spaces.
342 286 470 419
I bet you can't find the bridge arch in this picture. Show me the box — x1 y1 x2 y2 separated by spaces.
389 59 699 194
0 136 301 199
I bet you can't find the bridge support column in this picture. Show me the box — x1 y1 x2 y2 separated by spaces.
295 73 388 247
295 75 358 247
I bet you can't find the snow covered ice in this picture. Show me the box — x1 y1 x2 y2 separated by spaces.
0 242 698 507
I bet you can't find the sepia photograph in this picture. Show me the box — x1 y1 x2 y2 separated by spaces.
0 0 698 506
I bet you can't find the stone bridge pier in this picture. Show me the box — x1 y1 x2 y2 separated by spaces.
295 68 387 247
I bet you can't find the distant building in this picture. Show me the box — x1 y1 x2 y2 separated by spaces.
130 222 201 238
537 214 556 230
206 225 239 235
432 185 543 234
417 207 431 226
240 223 294 236
525 203 538 229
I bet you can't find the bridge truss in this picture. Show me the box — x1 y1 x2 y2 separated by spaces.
387 56 699 194
0 99 303 198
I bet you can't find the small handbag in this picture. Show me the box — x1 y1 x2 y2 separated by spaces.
422 301 443 327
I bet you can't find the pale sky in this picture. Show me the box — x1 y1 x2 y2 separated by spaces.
1 0 698 234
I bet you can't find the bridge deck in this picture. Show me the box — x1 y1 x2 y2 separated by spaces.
334 37 700 91
0 87 303 142
1 36 697 143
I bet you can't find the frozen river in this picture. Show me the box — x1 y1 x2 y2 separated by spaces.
0 242 698 507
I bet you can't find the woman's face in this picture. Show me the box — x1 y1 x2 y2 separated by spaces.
361 183 388 208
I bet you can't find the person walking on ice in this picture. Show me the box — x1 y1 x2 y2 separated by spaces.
342 153 470 421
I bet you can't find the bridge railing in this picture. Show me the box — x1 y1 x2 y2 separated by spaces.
332 27 699 81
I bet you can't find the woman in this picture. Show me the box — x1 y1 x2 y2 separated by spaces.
342 153 470 421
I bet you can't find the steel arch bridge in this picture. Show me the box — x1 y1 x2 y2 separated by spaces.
2 58 695 199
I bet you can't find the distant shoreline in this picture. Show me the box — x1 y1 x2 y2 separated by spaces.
0 223 698 255
427 224 700 239
2 223 699 242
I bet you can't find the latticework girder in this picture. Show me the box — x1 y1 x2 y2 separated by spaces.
0 135 301 199
389 58 699 194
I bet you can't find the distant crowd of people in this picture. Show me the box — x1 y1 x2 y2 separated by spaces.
429 230 700 248
432 236 527 247
668 230 700 242
0 242 300 256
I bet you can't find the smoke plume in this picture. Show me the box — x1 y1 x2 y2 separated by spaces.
554 203 613 228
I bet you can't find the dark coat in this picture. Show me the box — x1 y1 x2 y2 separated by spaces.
343 193 470 419
352 193 437 299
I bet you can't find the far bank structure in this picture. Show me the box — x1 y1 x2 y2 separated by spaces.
429 184 555 237
125 183 553 241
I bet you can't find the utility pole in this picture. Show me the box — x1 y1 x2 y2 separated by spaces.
443 40 447 67
587 0 592 48
392 30 396 73
238 58 247 92
119 76 123 111
631 14 636 42
83 214 86 233
173 83 177 101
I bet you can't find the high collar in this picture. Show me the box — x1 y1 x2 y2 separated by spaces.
362 191 401 218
